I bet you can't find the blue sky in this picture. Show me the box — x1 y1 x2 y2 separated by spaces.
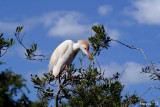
1 0 160 105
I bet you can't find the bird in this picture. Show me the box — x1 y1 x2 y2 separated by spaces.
49 40 92 80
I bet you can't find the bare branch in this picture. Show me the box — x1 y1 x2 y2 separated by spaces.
119 64 128 81
111 39 160 80
55 76 61 107
140 86 160 98
15 32 27 50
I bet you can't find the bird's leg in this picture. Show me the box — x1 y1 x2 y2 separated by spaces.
65 65 74 82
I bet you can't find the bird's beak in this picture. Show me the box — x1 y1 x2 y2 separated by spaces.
86 50 92 59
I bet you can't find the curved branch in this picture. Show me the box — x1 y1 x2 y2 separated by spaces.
111 39 160 80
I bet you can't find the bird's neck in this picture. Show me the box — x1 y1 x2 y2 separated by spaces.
72 43 80 58
73 43 80 52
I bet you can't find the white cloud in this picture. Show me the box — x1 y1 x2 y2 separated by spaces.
126 0 160 25
108 29 120 40
102 62 123 77
98 5 112 16
102 62 151 85
47 12 91 39
108 20 134 26
0 17 41 34
1 11 122 40
0 11 92 40
15 46 26 59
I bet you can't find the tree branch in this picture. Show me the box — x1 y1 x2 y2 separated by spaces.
55 76 61 107
140 86 160 98
111 39 160 80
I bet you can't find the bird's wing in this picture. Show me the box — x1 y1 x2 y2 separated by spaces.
49 40 73 76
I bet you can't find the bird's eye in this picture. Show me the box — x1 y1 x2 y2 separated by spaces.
84 48 87 50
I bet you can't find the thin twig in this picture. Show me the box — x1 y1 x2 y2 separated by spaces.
119 64 128 81
21 32 26 42
15 33 27 50
15 31 50 61
95 56 101 72
0 47 9 57
140 86 160 98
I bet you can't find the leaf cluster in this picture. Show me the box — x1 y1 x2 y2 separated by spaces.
31 73 52 106
142 63 160 81
122 93 140 107
25 43 37 59
0 33 15 57
88 25 111 56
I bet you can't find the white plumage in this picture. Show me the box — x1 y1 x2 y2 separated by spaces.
49 40 92 78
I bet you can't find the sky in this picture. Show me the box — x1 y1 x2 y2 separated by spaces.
0 0 160 106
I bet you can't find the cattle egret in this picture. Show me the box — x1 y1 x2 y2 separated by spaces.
49 40 92 80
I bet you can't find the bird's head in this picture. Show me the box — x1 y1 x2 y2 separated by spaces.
78 40 92 58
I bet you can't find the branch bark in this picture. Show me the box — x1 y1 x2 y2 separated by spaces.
55 76 61 107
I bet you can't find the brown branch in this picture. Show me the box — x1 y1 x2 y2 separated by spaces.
55 76 61 107
111 39 160 80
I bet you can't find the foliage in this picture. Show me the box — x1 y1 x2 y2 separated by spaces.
0 33 15 57
0 28 43 107
122 93 140 107
31 73 51 107
89 25 111 56
142 64 160 81
0 69 40 107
